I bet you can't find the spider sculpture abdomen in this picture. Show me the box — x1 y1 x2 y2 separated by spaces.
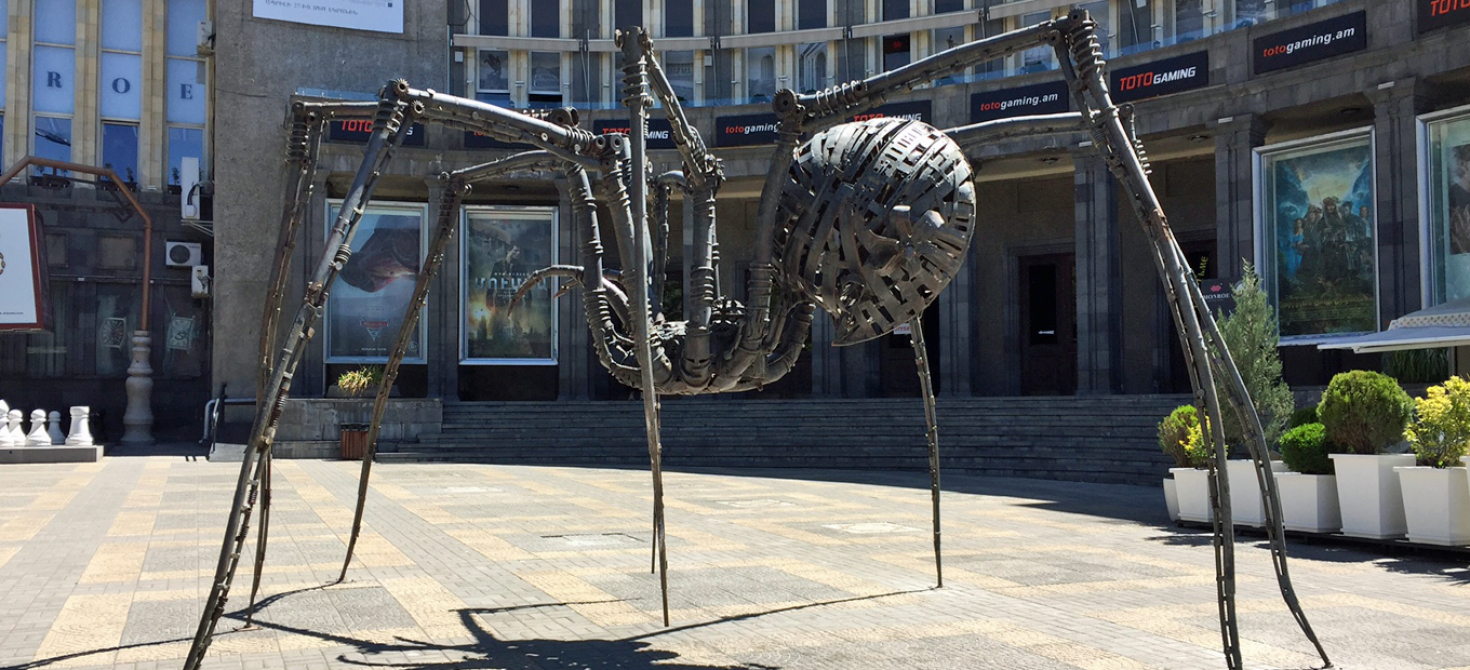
776 117 976 345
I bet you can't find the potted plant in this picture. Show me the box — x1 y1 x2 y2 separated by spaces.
1321 370 1414 539
335 366 381 460
1159 405 1213 523
1212 265 1293 527
1397 376 1470 545
1273 422 1341 533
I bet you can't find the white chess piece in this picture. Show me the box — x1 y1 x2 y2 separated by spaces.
6 410 23 445
26 410 50 445
65 406 94 446
0 401 11 447
48 411 65 445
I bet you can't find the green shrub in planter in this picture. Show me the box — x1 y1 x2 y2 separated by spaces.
1287 405 1318 429
1279 422 1333 475
337 366 384 398
1317 370 1413 455
1158 405 1198 468
1183 415 1213 468
1405 375 1470 468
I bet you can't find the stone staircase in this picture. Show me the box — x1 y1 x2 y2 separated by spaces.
377 394 1190 486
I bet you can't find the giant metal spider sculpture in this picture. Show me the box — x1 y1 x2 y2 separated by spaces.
186 10 1332 670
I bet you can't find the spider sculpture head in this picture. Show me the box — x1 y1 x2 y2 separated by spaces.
776 117 977 345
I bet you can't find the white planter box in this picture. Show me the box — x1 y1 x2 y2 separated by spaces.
1163 476 1180 522
1171 467 1213 523
1330 453 1414 539
1226 459 1290 527
1273 472 1341 533
1393 466 1470 546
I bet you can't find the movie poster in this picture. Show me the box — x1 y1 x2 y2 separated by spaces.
1423 106 1470 305
1257 130 1376 340
461 206 557 364
324 201 426 362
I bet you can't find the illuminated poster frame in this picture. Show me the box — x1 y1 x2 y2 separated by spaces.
1418 103 1470 307
323 200 429 363
0 204 50 332
460 206 559 365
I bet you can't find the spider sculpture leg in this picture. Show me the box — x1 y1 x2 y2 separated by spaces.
908 314 941 588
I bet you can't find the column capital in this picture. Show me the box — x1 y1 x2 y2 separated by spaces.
1211 113 1269 144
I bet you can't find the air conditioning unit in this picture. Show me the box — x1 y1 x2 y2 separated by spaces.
166 241 202 267
181 157 201 220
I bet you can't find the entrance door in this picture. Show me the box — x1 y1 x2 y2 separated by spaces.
879 303 940 397
1019 254 1076 395
1166 242 1216 393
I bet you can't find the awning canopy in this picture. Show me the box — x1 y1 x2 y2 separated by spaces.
1318 297 1470 353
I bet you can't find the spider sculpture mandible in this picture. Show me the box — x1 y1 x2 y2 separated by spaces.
185 10 1333 670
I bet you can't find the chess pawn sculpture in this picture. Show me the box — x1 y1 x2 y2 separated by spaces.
48 411 65 445
66 406 94 446
6 410 23 444
0 401 11 447
26 410 50 445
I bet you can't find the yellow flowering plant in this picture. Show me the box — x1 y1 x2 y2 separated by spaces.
1405 375 1470 468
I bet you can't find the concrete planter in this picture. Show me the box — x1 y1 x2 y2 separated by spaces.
1226 459 1290 527
1162 476 1180 522
1329 453 1414 539
1273 472 1341 533
271 398 441 459
1171 467 1213 523
1393 466 1470 546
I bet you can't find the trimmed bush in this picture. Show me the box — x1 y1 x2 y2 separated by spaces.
1317 370 1413 455
1287 405 1318 429
1279 423 1333 475
1158 405 1198 468
1405 375 1470 468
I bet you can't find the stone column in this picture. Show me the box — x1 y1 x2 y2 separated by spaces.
936 241 974 397
556 179 589 399
1214 114 1269 279
1073 150 1121 394
1368 78 1428 322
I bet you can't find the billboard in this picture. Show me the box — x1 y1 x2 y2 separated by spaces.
253 0 403 34
461 206 558 364
0 205 49 332
1256 129 1377 341
1420 105 1470 305
324 200 427 362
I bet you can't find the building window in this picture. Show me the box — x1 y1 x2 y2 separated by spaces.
1233 0 1269 27
36 117 71 165
1118 0 1155 56
1078 1 1110 56
882 0 907 22
1176 0 1205 42
798 0 825 30
615 0 640 31
530 0 559 38
480 0 508 35
34 0 75 175
477 49 510 105
167 0 206 189
528 52 562 107
796 42 827 94
1019 11 1054 72
748 0 775 34
102 0 142 185
666 0 693 37
932 27 963 82
882 34 910 72
663 51 694 102
746 46 775 102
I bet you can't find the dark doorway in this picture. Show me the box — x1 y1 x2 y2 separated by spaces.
1019 253 1076 395
1165 241 1216 393
879 302 940 397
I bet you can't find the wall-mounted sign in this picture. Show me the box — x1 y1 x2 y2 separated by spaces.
968 80 1070 124
461 206 559 365
0 205 51 332
851 100 933 125
328 120 426 147
1199 277 1237 318
1419 0 1470 33
715 112 780 147
1109 51 1209 104
1253 11 1367 75
324 201 427 363
253 0 403 34
592 119 677 150
464 130 535 150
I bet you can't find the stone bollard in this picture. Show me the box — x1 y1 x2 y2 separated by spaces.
66 406 94 446
26 410 50 445
6 410 24 445
48 411 65 445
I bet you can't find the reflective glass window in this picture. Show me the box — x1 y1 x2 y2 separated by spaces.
102 0 143 51
747 0 775 33
36 0 76 44
166 59 205 124
480 0 508 35
531 0 559 38
33 46 75 115
36 117 72 164
167 127 203 188
796 42 827 93
746 47 776 101
666 0 693 37
100 52 142 120
102 123 139 184
798 0 825 30
167 0 205 56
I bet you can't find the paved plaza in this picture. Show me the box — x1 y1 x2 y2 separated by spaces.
1 456 1469 670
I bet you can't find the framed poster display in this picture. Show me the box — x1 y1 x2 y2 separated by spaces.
1254 128 1377 343
0 204 51 332
1419 103 1470 306
324 200 428 363
460 206 558 365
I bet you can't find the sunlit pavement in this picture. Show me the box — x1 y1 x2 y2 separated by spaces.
2 455 1468 670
